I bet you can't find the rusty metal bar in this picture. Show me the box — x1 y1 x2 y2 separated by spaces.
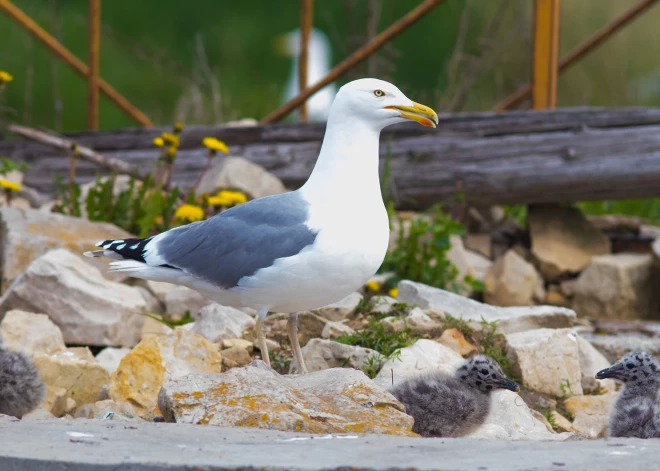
531 0 560 109
87 0 100 130
262 0 445 124
298 0 313 122
494 0 660 111
0 0 153 127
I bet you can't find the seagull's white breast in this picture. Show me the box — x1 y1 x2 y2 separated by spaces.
235 194 389 313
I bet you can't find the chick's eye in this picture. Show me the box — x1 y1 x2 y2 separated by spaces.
373 89 385 97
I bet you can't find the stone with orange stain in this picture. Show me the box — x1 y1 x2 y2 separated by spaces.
158 361 416 436
0 249 147 347
33 350 109 407
109 328 222 419
437 328 477 357
0 207 132 290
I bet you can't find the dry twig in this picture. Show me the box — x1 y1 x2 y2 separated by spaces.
8 124 144 179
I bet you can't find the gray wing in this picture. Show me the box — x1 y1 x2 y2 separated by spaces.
151 192 317 289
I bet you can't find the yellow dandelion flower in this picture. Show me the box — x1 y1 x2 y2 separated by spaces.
366 280 381 292
167 146 177 158
175 204 204 222
161 132 180 147
153 137 165 147
0 71 13 84
202 137 229 154
173 122 184 133
0 179 21 192
388 287 399 299
208 190 247 207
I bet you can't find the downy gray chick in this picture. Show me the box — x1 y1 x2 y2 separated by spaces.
389 354 519 437
0 335 46 418
596 351 660 438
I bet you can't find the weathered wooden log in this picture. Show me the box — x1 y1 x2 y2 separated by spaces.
3 107 660 209
8 124 144 179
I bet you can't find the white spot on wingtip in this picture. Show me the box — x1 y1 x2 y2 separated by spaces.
116 243 126 250
129 243 139 249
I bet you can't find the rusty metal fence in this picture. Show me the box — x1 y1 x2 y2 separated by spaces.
1 0 659 129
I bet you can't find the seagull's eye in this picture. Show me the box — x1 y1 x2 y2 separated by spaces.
373 89 385 97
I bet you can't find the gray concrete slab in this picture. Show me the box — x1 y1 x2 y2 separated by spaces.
0 417 656 471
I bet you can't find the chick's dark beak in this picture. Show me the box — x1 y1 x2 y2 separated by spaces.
596 367 615 380
502 379 520 392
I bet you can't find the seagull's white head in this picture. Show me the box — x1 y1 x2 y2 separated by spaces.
330 78 438 130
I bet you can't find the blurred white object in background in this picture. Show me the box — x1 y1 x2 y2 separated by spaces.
275 28 337 121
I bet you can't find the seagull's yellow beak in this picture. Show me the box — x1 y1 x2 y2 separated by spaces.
386 101 438 128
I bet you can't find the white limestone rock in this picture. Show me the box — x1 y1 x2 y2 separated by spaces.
196 156 287 199
506 328 583 397
0 310 65 357
572 254 660 320
398 281 575 334
0 249 147 347
294 339 380 373
373 339 464 389
191 303 255 343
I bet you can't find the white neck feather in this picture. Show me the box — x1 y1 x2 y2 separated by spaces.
300 114 383 206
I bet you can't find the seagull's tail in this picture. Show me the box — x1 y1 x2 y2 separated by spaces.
84 237 183 282
83 238 152 262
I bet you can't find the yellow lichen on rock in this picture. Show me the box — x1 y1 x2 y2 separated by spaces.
158 362 416 436
109 328 222 419
33 350 109 407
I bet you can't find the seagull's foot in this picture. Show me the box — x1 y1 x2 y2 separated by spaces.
287 312 308 374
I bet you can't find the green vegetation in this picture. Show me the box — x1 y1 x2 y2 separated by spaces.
336 317 416 359
543 408 558 430
270 351 292 373
479 317 515 381
51 126 239 237
0 156 28 174
361 353 386 380
337 300 418 366
54 173 181 237
380 206 484 294
388 302 412 319
578 199 660 225
354 296 376 317
143 310 194 330
506 200 660 227
559 379 575 399
337 300 419 381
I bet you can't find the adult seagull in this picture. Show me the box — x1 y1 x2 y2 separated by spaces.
84 78 438 373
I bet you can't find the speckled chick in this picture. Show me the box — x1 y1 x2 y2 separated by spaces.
596 351 660 439
388 354 519 437
0 335 46 418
